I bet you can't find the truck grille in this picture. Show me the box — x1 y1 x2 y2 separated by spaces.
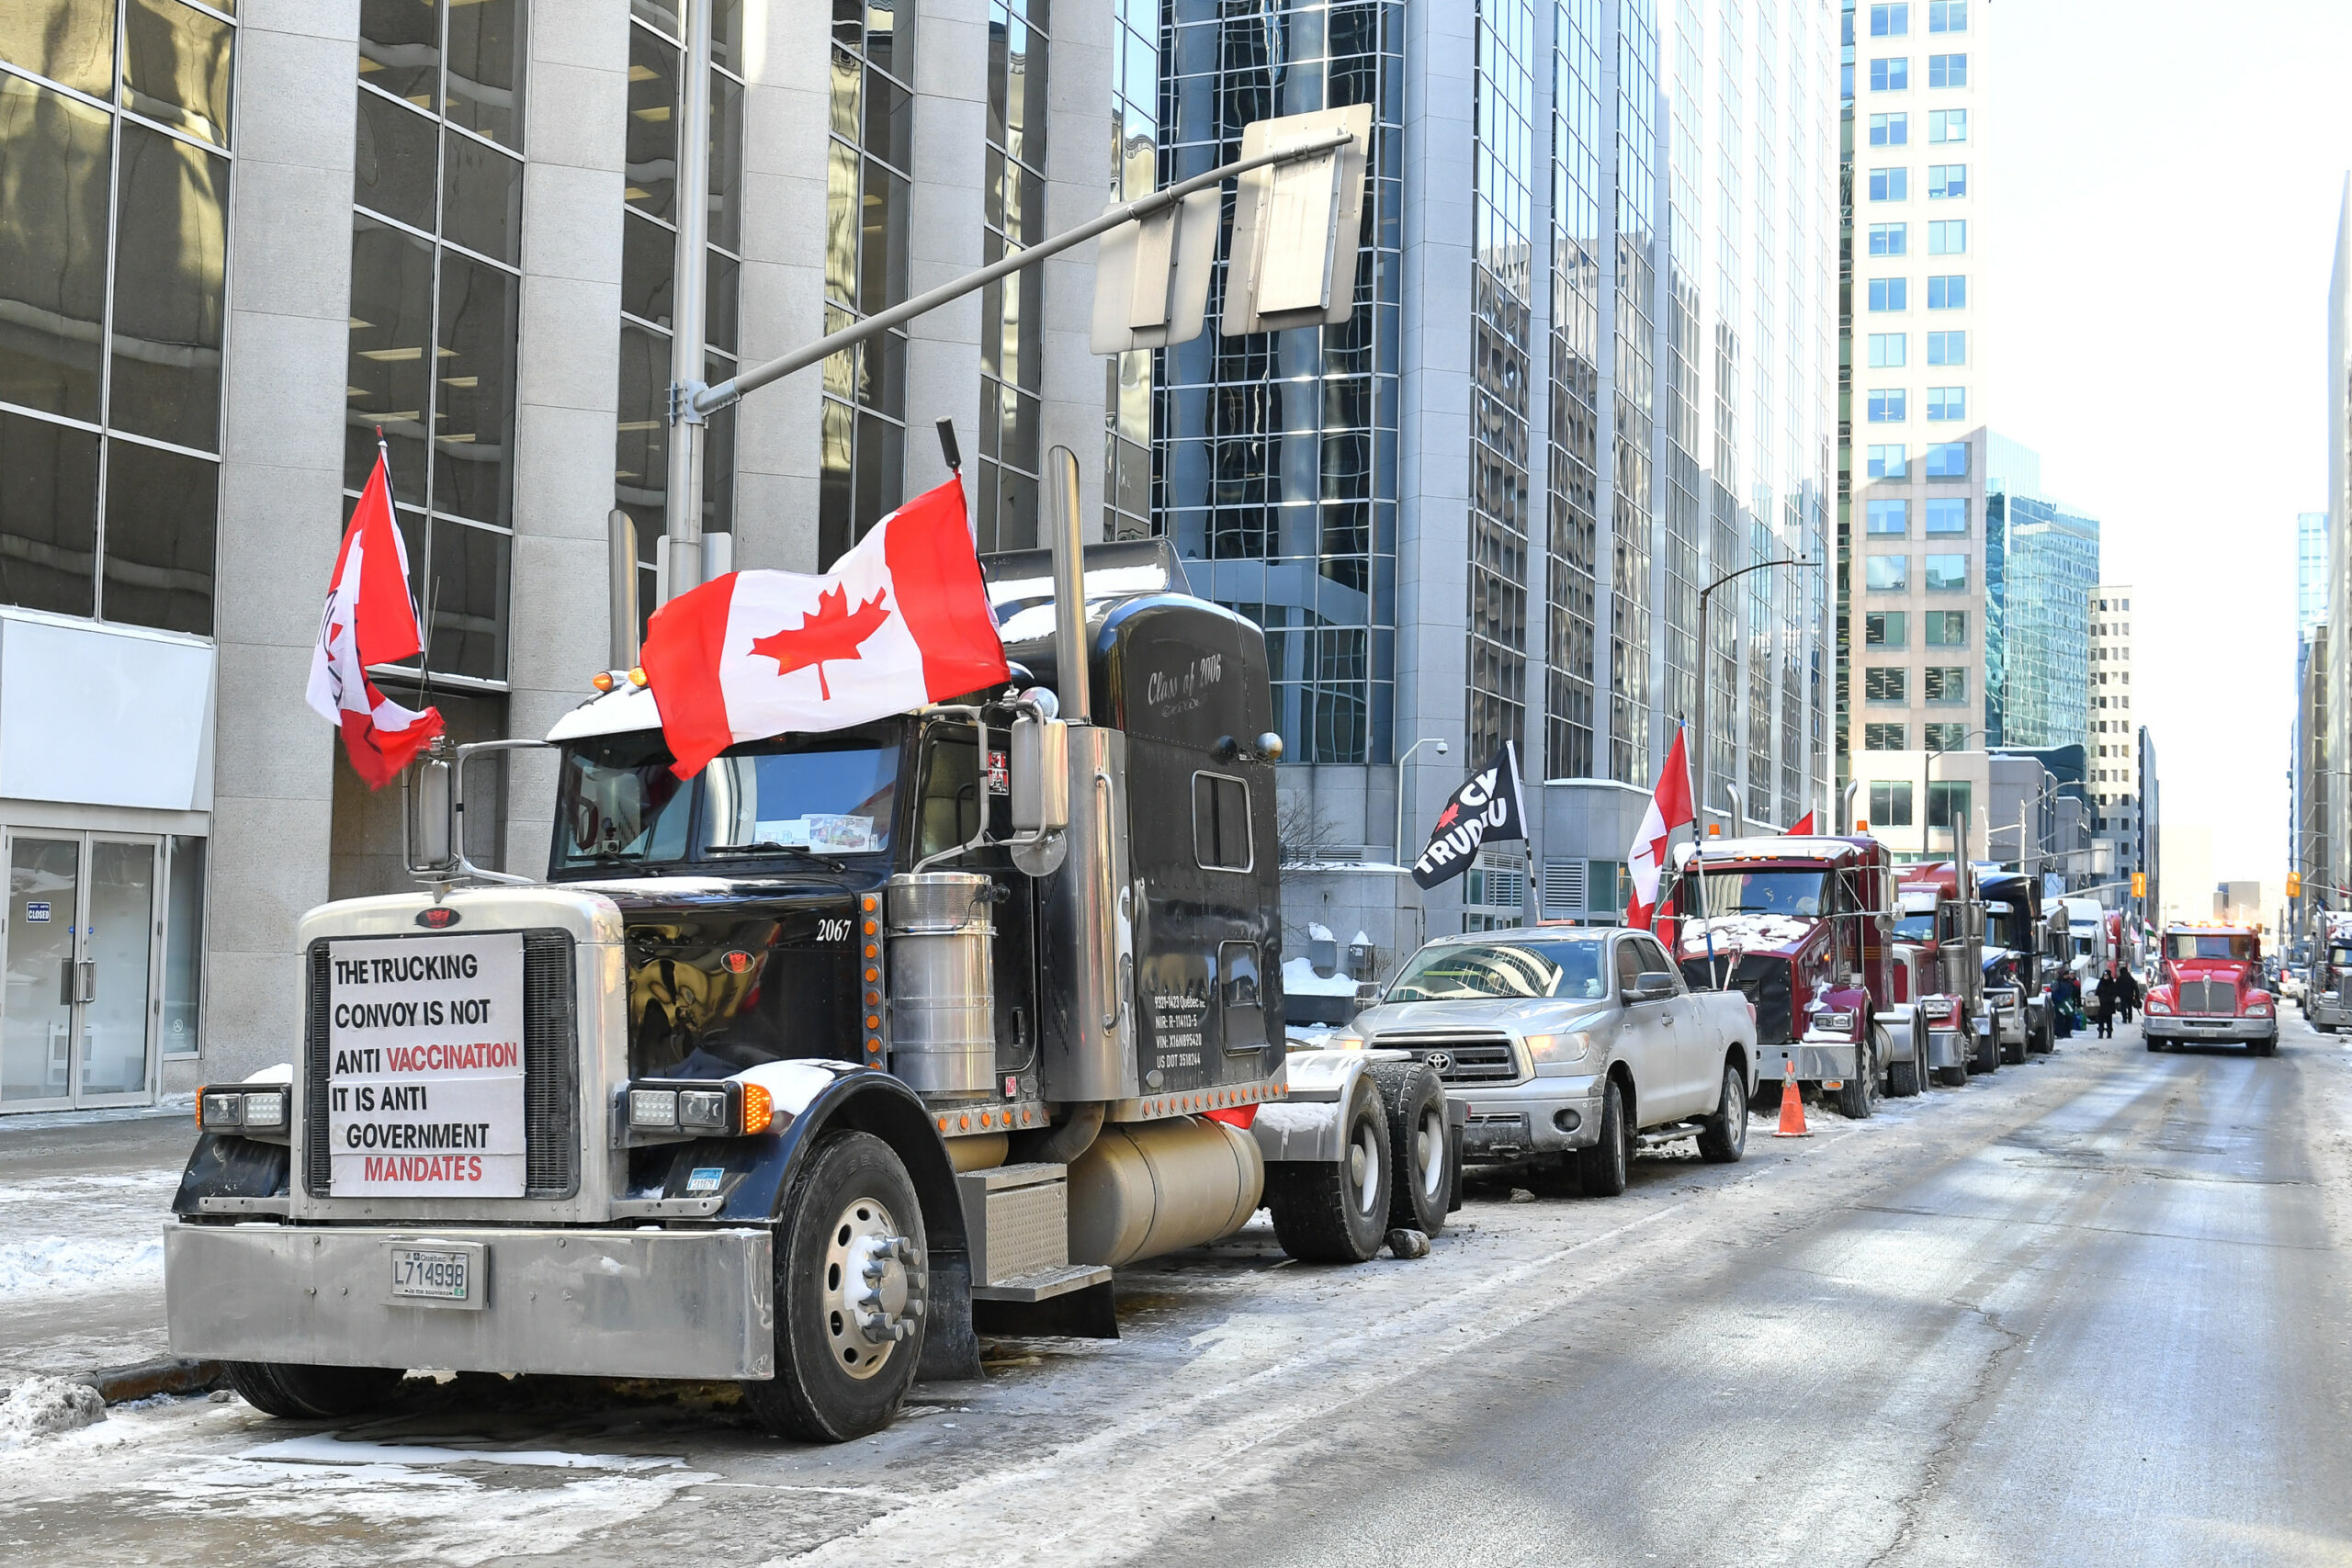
2177 980 2233 1017
302 931 579 1200
1369 1031 1521 1084
1689 954 1792 1045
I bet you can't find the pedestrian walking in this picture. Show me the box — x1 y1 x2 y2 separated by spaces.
2052 971 2079 1038
2095 966 2120 1039
2119 967 2141 1023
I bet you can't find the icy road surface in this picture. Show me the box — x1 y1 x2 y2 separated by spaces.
3 1022 2349 1566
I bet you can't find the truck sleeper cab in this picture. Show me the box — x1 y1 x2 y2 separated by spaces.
166 541 1454 1443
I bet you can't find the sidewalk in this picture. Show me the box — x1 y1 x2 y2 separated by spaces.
0 1107 195 1388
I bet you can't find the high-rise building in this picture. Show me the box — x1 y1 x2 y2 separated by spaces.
2325 176 2352 908
2087 584 2137 898
1162 0 1838 949
1842 0 1984 782
2300 511 2328 636
1985 480 2098 750
2293 507 2327 927
0 1 1130 1109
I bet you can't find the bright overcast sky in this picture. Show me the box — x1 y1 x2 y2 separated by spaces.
1982 0 2349 884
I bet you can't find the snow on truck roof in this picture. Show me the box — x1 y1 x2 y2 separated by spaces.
1676 835 1877 865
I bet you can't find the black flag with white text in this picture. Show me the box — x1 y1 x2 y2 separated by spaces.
1411 743 1528 889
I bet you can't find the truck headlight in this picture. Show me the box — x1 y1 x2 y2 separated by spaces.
2245 1004 2271 1018
620 1080 775 1145
1815 1010 1855 1034
196 1083 291 1144
1524 1031 1590 1065
1921 998 1954 1020
2146 1000 2171 1015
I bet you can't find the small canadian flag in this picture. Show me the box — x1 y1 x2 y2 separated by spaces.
640 475 1010 777
306 447 444 788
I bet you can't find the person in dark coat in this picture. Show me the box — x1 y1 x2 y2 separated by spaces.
2051 972 2079 1037
2119 967 2142 1022
2094 967 2120 1038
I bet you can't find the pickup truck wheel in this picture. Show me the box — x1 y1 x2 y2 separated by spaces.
741 1130 926 1443
221 1361 404 1420
1837 1034 1876 1120
1265 1074 1394 1263
1574 1080 1631 1197
1370 1061 1449 1236
1696 1062 1747 1163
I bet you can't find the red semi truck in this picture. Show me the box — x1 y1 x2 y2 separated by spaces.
2144 924 2279 1055
1892 862 2001 1085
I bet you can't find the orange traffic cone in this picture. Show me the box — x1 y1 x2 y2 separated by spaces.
1773 1059 1811 1138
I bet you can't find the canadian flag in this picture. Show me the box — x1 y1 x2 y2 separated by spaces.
640 475 1009 777
1785 810 1815 835
306 450 444 789
1623 726 1695 929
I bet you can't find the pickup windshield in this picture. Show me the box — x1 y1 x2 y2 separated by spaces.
1696 869 1828 917
1386 941 1609 1002
2166 933 2256 962
553 730 899 870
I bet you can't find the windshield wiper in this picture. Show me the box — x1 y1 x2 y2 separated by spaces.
705 841 851 871
569 852 664 875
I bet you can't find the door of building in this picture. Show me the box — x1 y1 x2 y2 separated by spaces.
3 832 161 1110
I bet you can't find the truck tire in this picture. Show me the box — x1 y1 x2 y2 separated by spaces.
1369 1061 1450 1237
1971 1013 2000 1075
1574 1079 1632 1197
1265 1073 1394 1263
1837 1033 1876 1120
1999 1005 2028 1066
2252 1032 2279 1057
1696 1060 1747 1163
2030 1010 2055 1054
221 1360 404 1420
741 1130 927 1443
1888 1018 1923 1099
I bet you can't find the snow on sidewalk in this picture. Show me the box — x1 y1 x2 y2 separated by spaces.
0 1172 176 1303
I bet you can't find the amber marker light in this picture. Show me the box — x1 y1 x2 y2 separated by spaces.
741 1082 775 1135
628 667 649 687
591 671 616 693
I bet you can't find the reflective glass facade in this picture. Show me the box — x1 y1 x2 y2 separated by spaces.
1156 0 1403 765
1605 0 1657 785
1469 0 1534 763
1544 0 1601 780
1105 0 1156 539
1984 490 2097 751
0 0 232 636
976 0 1047 553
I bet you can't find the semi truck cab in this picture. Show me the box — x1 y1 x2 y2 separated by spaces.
2144 924 2278 1055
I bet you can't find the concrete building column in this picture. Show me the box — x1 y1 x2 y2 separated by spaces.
1038 0 1112 536
899 0 989 534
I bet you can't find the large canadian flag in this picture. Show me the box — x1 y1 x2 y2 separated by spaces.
640 476 1010 777
1624 726 1695 929
307 450 444 789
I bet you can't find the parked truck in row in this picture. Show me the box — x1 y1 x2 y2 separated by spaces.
165 525 1457 1443
2144 923 2279 1055
2304 911 2352 1032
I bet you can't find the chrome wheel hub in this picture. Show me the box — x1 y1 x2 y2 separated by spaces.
821 1197 923 1380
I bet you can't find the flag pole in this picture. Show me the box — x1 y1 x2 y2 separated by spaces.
377 426 436 711
1680 720 1721 987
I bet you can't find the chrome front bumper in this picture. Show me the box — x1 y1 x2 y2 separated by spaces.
165 1221 775 1380
2147 1015 2275 1042
2306 995 2346 1027
1926 1027 1969 1068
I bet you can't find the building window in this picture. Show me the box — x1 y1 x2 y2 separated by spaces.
1928 220 1967 254
1925 723 1969 752
1864 667 1908 702
1867 497 1908 532
1870 4 1910 38
1869 277 1909 311
1924 553 1967 592
1869 166 1908 201
1929 107 1968 142
1866 554 1908 592
1928 330 1967 365
1927 386 1964 421
1868 389 1907 423
616 0 741 619
1925 440 1969 477
1924 608 1966 645
1866 611 1907 648
1870 222 1908 256
1864 723 1908 750
1928 163 1966 198
0 0 240 635
977 0 1049 553
1925 497 1968 534
1103 0 1156 540
1925 665 1967 703
1928 0 1968 33
1870 781 1915 824
1928 52 1967 87
1869 333 1907 367
1870 112 1908 147
351 0 528 682
1927 779 1970 823
1867 449 1908 484
820 0 918 562
1870 57 1909 92
1927 273 1966 309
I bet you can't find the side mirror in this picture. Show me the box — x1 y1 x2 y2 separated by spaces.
1633 970 1678 999
404 755 457 875
1011 714 1069 836
1353 980 1381 1010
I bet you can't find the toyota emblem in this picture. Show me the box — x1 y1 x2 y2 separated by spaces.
1423 1051 1452 1074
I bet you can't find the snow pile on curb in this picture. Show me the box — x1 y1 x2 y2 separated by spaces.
0 1234 164 1300
0 1376 106 1447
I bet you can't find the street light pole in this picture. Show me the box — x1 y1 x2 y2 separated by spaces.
662 0 715 598
1394 738 1451 867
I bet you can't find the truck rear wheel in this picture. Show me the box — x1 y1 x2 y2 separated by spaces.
1696 1061 1747 1163
741 1130 927 1444
1574 1079 1631 1197
1265 1073 1394 1263
1370 1061 1449 1236
222 1360 404 1420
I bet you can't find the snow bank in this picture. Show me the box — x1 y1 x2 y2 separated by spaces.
0 1376 105 1447
1282 956 1359 997
0 1234 164 1300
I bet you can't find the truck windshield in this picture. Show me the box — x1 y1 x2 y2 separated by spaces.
2167 933 2256 962
552 731 899 869
1386 942 1609 1001
1894 914 1935 942
1697 869 1827 917
555 733 693 866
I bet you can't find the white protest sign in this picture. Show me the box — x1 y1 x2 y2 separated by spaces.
326 932 527 1197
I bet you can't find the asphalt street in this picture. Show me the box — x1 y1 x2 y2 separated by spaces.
1 1014 2346 1567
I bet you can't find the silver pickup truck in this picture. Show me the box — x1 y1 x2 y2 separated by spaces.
1320 927 1758 1195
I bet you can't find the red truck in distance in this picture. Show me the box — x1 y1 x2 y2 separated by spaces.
2144 925 2278 1055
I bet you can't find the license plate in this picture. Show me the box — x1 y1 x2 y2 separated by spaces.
387 1244 484 1308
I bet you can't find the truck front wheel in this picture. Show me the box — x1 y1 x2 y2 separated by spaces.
1265 1074 1394 1262
741 1130 927 1443
222 1360 403 1420
1837 1033 1877 1120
